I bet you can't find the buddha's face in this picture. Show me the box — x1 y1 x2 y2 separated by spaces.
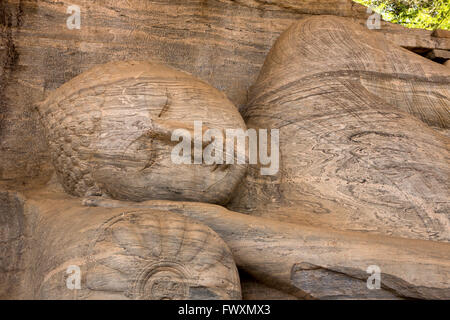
41 61 247 204
90 82 247 204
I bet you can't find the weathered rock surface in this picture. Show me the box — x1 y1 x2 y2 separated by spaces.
230 16 450 242
38 60 247 204
0 191 27 299
258 16 450 129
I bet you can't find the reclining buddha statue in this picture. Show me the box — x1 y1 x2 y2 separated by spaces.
1 13 449 299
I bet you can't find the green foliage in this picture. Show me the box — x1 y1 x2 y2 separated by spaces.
353 0 450 30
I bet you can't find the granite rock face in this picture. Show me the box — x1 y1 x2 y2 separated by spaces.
1 1 449 300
